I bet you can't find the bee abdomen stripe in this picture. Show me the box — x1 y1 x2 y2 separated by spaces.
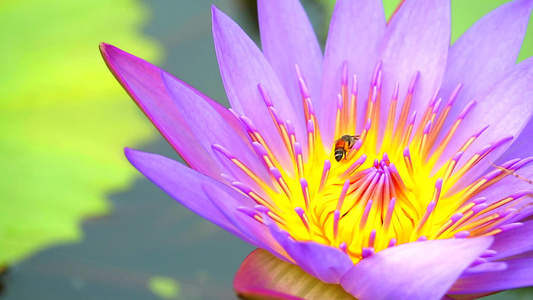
334 149 344 161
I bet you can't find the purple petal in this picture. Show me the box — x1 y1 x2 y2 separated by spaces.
264 215 353 284
449 257 533 294
202 183 290 262
340 237 493 300
124 148 256 243
439 0 533 145
439 58 533 188
445 292 496 299
160 71 272 189
212 7 306 168
378 0 450 137
462 262 507 275
498 117 533 163
319 0 385 147
100 43 245 179
257 0 322 114
472 162 533 222
234 249 356 300
491 220 533 260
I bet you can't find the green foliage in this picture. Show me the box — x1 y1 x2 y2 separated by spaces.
317 0 533 61
448 0 533 62
510 287 533 300
0 0 161 266
148 276 181 299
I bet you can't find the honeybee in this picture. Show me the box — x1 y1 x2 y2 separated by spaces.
334 135 360 162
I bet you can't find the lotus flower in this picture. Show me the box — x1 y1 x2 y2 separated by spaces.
100 0 533 299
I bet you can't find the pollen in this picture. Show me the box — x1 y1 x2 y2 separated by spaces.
213 61 533 264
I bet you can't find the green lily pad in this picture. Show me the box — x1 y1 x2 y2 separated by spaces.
0 0 161 266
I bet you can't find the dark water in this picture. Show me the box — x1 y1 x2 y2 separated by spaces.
1 0 528 299
2 1 257 299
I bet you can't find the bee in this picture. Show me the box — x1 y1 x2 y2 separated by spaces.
334 135 360 162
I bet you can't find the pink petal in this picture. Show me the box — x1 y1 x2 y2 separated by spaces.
234 249 356 300
100 43 244 178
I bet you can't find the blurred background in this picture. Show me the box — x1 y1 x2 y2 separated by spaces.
1 0 532 299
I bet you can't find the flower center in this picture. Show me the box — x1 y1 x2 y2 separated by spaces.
213 61 532 263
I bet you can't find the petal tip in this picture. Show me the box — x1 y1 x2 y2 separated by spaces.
99 42 112 62
124 147 141 162
99 42 110 52
211 5 232 30
99 42 120 60
211 5 222 21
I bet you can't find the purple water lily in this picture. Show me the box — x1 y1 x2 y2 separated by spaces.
101 0 533 299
